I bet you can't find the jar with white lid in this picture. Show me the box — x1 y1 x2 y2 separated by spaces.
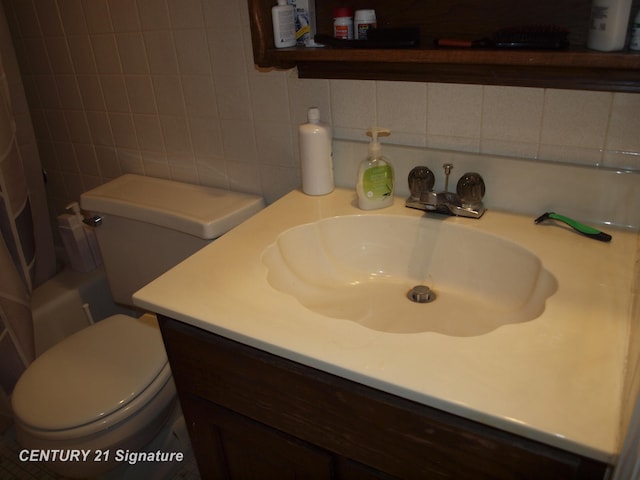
354 9 376 40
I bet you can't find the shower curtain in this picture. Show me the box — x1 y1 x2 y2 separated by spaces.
0 58 35 398
0 2 56 417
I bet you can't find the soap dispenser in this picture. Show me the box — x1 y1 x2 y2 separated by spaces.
356 127 394 210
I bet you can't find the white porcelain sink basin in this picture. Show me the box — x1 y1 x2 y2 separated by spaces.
262 214 557 336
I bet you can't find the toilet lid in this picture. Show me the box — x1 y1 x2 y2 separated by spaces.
12 314 169 431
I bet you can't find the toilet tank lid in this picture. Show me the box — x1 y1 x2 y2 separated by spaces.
80 175 265 239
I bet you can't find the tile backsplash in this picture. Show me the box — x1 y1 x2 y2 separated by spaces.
2 0 640 214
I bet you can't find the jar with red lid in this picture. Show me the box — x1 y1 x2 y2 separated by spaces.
333 6 354 39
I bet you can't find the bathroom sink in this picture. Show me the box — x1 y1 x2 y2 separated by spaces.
262 215 557 336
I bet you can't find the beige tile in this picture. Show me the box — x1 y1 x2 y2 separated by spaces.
427 83 482 141
86 111 114 146
173 29 211 75
143 30 179 74
82 0 113 33
208 27 247 77
76 75 105 110
227 160 263 195
482 86 543 144
109 0 141 32
44 110 69 142
607 93 640 157
182 75 217 117
249 73 290 123
100 75 130 112
330 79 376 129
151 75 185 115
137 0 171 30
64 110 92 143
195 156 229 189
46 37 74 74
117 148 144 174
258 164 300 203
68 36 97 73
214 75 252 120
169 162 199 184
189 116 224 157
94 145 122 177
74 143 100 175
116 33 150 74
203 0 242 29
57 0 87 34
541 89 611 149
168 0 205 29
377 81 426 135
37 0 65 36
133 114 164 151
23 37 52 74
13 0 44 36
159 115 193 154
55 141 78 171
254 121 295 167
124 75 157 114
538 144 603 166
220 118 257 163
109 113 138 149
142 151 171 179
91 34 121 74
287 76 331 126
34 75 61 108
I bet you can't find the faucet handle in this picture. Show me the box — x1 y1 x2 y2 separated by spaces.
456 172 485 209
407 166 435 201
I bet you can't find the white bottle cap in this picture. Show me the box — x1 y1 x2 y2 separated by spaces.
308 107 320 123
355 9 376 23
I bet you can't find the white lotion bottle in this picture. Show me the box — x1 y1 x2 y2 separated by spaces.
299 107 334 195
272 0 296 48
587 0 633 51
356 127 394 210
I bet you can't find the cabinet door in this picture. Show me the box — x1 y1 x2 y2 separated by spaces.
183 395 333 480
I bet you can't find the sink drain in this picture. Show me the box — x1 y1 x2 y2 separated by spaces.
407 285 436 303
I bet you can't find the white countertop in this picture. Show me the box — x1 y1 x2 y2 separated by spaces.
133 188 638 464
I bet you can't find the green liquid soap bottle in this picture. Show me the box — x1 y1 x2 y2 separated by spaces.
356 127 394 210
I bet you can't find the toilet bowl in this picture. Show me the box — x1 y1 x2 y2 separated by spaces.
11 174 265 478
12 314 176 478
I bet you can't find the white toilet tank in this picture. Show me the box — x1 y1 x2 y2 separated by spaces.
80 174 265 306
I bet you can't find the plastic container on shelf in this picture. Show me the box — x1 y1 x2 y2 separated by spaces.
333 6 354 40
586 0 633 51
272 0 296 48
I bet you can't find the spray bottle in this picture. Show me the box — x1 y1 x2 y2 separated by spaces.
356 127 394 210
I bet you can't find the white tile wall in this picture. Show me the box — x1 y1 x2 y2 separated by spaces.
1 0 639 215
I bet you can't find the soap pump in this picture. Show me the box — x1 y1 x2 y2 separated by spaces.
356 127 394 210
57 202 102 272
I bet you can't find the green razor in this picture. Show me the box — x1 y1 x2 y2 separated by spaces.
534 212 612 242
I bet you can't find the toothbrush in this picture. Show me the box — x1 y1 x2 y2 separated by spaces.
534 212 612 242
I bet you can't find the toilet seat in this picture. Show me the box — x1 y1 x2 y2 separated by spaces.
12 314 171 439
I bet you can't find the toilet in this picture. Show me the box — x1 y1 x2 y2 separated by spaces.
11 174 265 478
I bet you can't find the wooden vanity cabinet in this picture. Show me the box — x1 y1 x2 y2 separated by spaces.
158 315 609 479
248 0 640 92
